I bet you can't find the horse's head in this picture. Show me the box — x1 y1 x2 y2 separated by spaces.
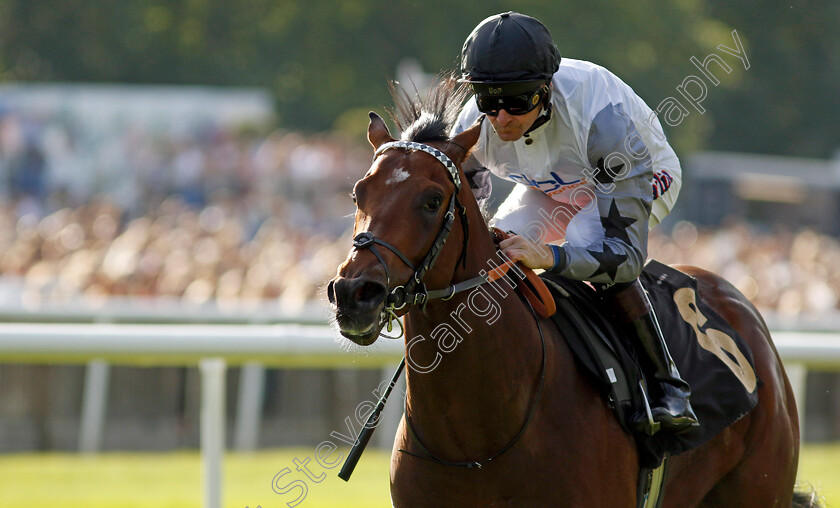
328 80 482 345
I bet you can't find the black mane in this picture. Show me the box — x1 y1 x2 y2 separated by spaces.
389 74 470 143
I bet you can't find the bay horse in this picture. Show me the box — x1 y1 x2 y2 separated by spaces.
327 78 815 507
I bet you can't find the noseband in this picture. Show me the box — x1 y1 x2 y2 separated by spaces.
352 140 469 337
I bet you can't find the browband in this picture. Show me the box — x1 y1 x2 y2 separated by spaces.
374 140 461 191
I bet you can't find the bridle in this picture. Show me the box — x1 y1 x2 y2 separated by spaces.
351 140 470 338
346 139 548 472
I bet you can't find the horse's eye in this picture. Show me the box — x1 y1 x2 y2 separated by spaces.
425 195 443 211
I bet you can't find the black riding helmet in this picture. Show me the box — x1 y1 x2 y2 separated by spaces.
460 12 561 97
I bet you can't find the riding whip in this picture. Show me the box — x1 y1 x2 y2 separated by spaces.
338 357 406 481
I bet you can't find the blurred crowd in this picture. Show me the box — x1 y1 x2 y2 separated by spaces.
0 102 365 311
649 221 840 319
0 98 838 319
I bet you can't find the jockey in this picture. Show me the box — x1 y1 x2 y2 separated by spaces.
453 12 699 432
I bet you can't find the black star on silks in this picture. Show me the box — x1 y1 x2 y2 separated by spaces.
594 157 625 185
587 243 628 281
601 199 637 246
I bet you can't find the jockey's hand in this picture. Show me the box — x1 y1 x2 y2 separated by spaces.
499 235 555 271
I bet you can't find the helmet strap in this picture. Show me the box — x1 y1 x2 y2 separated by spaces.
523 84 552 137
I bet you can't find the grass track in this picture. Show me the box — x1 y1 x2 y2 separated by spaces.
0 444 836 507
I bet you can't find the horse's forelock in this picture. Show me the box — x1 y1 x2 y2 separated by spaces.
388 75 470 143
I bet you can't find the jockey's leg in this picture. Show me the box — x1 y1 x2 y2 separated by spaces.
597 279 700 433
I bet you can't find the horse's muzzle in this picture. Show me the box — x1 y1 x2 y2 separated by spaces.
327 276 388 345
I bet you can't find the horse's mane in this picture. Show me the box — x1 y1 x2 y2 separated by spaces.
387 73 492 221
388 73 470 143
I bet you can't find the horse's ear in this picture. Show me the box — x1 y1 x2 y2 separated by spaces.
446 116 484 165
367 112 394 150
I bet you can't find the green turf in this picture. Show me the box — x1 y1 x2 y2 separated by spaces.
0 444 836 507
0 448 391 508
797 443 840 507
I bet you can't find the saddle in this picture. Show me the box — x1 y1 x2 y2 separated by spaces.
489 230 761 505
505 260 762 508
523 261 762 469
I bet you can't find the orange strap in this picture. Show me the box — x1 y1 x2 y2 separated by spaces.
486 260 556 319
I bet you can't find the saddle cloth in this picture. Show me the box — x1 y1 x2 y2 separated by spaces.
539 260 761 468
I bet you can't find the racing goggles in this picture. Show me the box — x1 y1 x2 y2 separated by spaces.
475 85 547 116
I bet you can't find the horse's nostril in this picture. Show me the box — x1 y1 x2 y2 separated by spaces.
327 280 337 304
356 280 387 306
332 277 387 311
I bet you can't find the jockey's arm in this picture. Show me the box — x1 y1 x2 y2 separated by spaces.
502 103 655 284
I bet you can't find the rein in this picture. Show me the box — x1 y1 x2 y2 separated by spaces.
399 297 547 469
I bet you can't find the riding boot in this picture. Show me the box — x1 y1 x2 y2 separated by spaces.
598 279 700 434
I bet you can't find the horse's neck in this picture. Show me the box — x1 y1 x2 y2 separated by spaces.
402 210 545 452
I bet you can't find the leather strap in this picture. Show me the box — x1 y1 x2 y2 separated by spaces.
597 279 650 323
521 267 556 318
399 294 548 469
489 228 556 319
